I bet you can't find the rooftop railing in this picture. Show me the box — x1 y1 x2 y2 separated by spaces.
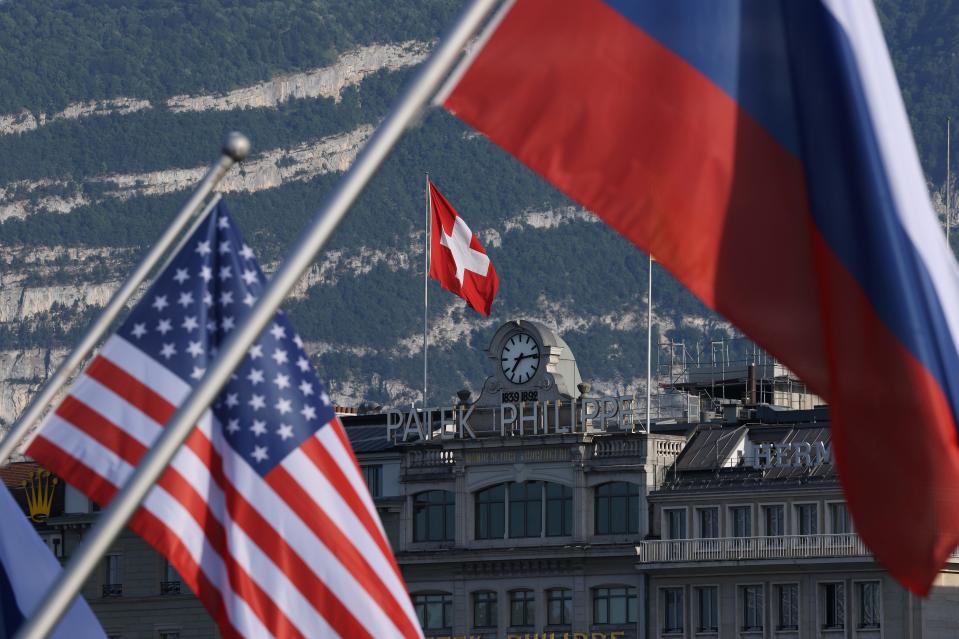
636 534 869 563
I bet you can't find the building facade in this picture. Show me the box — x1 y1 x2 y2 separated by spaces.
5 319 959 638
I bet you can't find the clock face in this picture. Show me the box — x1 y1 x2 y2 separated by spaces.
501 332 541 384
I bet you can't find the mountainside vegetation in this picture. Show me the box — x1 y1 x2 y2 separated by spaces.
0 0 957 407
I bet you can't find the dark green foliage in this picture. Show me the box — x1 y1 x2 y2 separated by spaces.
876 0 959 185
3 0 959 404
0 0 463 113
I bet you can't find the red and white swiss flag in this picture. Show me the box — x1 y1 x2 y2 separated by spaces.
429 180 499 316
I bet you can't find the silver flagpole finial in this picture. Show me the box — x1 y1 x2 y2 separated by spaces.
223 132 251 162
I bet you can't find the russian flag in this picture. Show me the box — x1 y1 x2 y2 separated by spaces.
440 0 959 594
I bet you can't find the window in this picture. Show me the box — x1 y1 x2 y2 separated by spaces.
472 591 497 628
829 502 851 534
413 490 455 542
545 483 573 537
413 593 453 631
662 588 684 634
509 589 535 627
547 588 572 625
594 586 637 625
695 586 718 632
595 482 640 535
740 585 763 631
821 582 845 629
161 559 181 595
731 506 751 537
857 581 881 629
664 508 686 540
796 503 818 535
776 584 799 630
698 507 719 538
103 554 122 597
509 482 543 538
475 485 506 539
763 505 784 536
362 465 382 497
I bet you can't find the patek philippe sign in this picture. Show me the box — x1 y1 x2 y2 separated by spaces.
754 440 832 469
386 395 646 443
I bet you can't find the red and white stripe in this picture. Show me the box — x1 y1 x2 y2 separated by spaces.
28 336 423 639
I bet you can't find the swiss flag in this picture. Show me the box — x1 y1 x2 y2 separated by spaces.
429 180 499 316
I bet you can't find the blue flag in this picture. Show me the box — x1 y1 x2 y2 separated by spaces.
0 482 104 638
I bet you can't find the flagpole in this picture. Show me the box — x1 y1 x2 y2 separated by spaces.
14 2 499 637
424 173 430 411
0 138 247 468
646 253 653 430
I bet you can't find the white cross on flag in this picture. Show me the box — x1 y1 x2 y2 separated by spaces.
428 180 499 315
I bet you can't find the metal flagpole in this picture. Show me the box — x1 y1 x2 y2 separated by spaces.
947 117 952 244
14 1 499 637
646 254 653 430
0 137 247 468
424 173 431 410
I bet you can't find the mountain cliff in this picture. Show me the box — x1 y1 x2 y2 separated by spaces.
0 0 954 432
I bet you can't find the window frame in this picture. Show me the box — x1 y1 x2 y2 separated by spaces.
819 581 846 630
694 584 719 633
412 591 453 631
854 580 881 630
509 588 536 627
659 586 684 635
826 500 852 534
412 489 456 543
361 464 382 498
475 483 507 540
595 482 641 536
509 481 544 538
545 483 573 537
794 502 819 536
760 503 786 537
739 583 765 632
695 506 720 539
546 587 573 626
773 581 800 631
594 585 638 626
728 504 753 538
661 506 689 540
471 590 498 629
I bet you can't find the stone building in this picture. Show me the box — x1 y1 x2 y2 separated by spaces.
4 319 959 638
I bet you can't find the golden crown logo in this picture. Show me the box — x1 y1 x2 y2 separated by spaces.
21 469 58 523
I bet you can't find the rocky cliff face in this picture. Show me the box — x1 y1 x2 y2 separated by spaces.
0 125 374 222
0 42 427 137
0 38 708 433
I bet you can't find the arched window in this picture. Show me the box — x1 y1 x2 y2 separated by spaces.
547 587 572 625
509 589 536 627
475 481 573 540
475 484 506 539
509 481 542 538
545 483 572 537
413 592 453 630
472 590 498 628
595 482 640 535
413 490 455 542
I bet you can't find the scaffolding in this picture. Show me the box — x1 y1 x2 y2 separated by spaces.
656 335 822 413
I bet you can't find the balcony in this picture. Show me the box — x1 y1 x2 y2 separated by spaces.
101 583 123 597
160 580 181 595
636 534 870 563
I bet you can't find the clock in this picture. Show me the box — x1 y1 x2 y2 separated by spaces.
501 332 541 384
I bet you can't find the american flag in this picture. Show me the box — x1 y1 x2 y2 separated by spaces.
27 200 423 638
